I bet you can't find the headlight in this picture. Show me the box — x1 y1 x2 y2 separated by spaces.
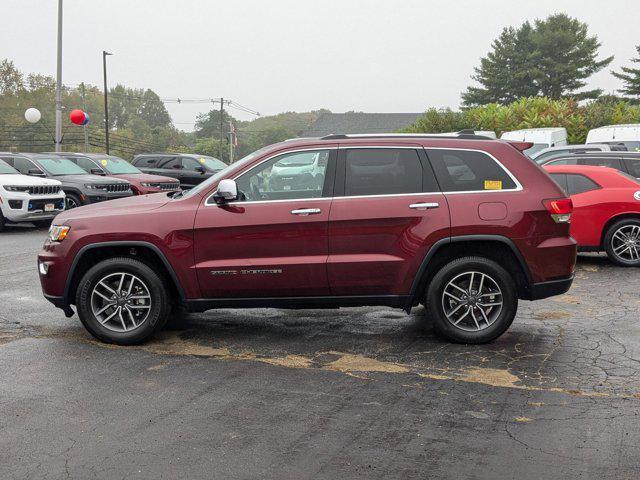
140 182 155 187
49 225 70 242
4 186 30 192
84 184 103 190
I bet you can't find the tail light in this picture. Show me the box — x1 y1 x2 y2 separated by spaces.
543 198 572 223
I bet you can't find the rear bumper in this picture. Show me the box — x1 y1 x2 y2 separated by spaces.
529 274 574 300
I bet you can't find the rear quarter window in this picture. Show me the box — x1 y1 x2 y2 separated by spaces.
566 174 601 195
426 149 517 192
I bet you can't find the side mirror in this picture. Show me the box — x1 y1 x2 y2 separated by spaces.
28 169 45 177
213 179 238 204
90 168 105 176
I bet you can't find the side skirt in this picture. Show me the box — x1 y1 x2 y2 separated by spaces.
185 295 411 313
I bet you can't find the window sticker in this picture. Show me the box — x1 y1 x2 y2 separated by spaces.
199 158 206 164
484 180 502 190
101 159 108 166
634 191 640 201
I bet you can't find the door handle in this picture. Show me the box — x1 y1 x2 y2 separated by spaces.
409 202 439 210
291 208 322 216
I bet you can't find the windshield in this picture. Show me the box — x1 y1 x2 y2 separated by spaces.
193 156 227 170
96 156 141 174
36 157 88 176
0 159 18 174
523 143 549 157
180 147 272 199
602 141 640 151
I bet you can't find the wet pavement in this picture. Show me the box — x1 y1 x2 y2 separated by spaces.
1 227 639 479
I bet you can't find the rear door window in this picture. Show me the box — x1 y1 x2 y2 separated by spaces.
343 148 425 196
135 156 159 167
159 157 181 169
566 174 600 195
623 158 640 177
549 173 568 193
427 149 517 192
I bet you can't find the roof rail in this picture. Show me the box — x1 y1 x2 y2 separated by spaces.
319 130 493 140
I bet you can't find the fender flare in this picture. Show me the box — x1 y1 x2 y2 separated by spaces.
406 235 533 309
63 240 186 305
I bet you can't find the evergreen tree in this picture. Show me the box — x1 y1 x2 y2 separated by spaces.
612 45 640 100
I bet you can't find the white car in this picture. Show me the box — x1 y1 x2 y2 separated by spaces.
531 144 619 164
586 124 640 151
0 158 65 230
500 127 568 157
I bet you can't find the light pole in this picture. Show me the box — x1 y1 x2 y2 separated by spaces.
54 0 63 152
102 51 113 154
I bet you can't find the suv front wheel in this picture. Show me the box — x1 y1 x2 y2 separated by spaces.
425 256 517 344
76 257 171 344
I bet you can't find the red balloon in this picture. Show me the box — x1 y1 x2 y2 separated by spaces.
70 109 86 125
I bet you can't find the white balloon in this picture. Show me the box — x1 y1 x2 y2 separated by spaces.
25 107 41 124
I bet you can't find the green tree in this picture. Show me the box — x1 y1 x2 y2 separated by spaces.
194 108 235 139
612 45 640 101
462 14 613 106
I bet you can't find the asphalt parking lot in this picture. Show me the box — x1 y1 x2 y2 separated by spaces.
1 227 639 479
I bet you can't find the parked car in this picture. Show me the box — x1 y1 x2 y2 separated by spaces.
586 124 640 151
544 164 640 266
540 152 640 178
39 132 576 345
0 158 65 230
132 153 227 189
47 152 180 195
0 153 132 209
532 144 622 164
501 127 568 157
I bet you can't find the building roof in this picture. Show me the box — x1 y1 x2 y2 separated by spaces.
302 112 422 137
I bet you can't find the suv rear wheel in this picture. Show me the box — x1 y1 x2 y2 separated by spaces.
425 256 517 344
604 219 640 267
76 257 171 344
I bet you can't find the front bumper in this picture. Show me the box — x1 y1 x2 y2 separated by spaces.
529 274 574 300
84 191 133 204
2 196 65 222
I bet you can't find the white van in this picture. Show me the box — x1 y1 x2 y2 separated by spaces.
500 127 568 157
586 124 640 151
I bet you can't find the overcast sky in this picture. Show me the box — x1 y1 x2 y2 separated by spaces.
2 0 639 130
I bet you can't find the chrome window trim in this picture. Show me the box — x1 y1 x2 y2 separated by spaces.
204 145 523 206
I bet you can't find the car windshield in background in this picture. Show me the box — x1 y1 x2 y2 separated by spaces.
523 143 548 157
36 157 88 176
602 141 640 151
98 156 141 174
0 159 18 174
195 156 227 170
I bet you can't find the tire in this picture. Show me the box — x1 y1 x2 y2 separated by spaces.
0 211 5 232
75 257 171 345
604 218 640 267
66 193 81 209
424 256 518 344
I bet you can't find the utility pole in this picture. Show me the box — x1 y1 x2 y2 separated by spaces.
54 0 63 152
102 51 112 154
228 120 234 163
219 97 224 160
80 82 88 152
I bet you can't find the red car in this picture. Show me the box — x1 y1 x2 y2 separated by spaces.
49 153 180 195
544 165 640 266
38 132 576 345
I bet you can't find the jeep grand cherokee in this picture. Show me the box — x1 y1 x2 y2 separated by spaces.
39 132 577 345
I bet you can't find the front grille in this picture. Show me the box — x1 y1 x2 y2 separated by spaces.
28 185 61 195
104 183 130 193
157 183 179 190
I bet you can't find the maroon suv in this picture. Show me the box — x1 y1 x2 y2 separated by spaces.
39 132 577 345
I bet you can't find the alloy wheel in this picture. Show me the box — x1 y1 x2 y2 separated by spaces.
441 271 503 332
90 272 152 333
66 197 79 209
611 225 640 262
